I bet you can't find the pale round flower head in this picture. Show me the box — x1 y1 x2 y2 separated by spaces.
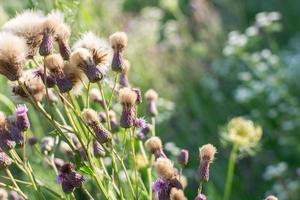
43 11 70 41
89 88 102 102
44 54 64 71
154 157 174 180
145 136 162 153
170 188 186 200
119 87 137 105
265 195 278 200
145 89 158 101
223 117 262 148
109 32 128 50
2 10 44 57
0 32 28 81
73 32 112 67
199 144 217 163
82 109 99 125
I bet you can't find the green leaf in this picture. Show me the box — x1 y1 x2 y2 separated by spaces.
78 165 94 176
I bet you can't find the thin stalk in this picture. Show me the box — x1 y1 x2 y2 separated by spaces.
130 128 138 199
151 117 156 136
96 82 111 130
107 74 119 109
82 186 94 200
223 144 238 200
5 169 27 199
86 82 91 108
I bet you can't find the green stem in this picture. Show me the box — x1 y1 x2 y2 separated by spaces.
223 144 238 200
5 169 28 199
107 74 119 109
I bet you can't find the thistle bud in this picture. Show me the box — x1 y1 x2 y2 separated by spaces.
145 136 166 159
16 104 30 131
56 71 73 93
41 136 55 154
145 89 158 117
196 144 217 182
82 109 112 143
58 40 71 60
0 151 12 170
119 88 137 128
154 158 174 180
109 32 128 72
0 131 16 151
34 69 56 88
170 188 186 200
119 60 130 87
93 139 105 157
39 33 54 56
7 119 24 148
178 149 189 166
194 194 207 200
28 136 38 146
265 195 278 200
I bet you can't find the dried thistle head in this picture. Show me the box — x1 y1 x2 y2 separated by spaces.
3 10 44 58
170 188 186 200
62 62 85 95
119 87 137 106
10 69 46 102
145 136 162 154
74 32 112 69
0 32 28 81
145 89 158 102
154 157 174 180
199 144 217 163
44 54 64 72
82 109 99 126
109 32 128 51
42 11 69 39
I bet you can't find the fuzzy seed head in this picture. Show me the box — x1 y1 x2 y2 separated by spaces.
154 158 174 180
44 54 64 71
0 32 28 81
119 87 137 105
199 144 217 163
170 188 186 200
109 32 128 50
89 88 102 102
82 109 99 125
145 136 162 153
43 11 70 41
145 89 158 101
265 195 278 200
3 10 44 57
73 32 112 67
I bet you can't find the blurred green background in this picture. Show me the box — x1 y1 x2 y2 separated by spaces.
1 0 300 199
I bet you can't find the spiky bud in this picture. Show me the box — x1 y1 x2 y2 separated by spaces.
196 144 217 182
178 149 189 166
119 88 137 128
16 104 30 131
39 33 54 56
0 151 12 170
145 89 158 117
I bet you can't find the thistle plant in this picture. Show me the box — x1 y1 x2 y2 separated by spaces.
0 9 224 200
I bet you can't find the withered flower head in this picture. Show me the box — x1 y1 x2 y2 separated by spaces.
145 89 158 117
2 10 44 58
44 54 64 72
119 87 138 128
154 157 174 180
170 188 186 200
119 87 137 105
82 108 99 126
145 136 162 154
70 48 102 83
109 32 128 72
10 69 46 102
0 32 28 81
197 143 217 182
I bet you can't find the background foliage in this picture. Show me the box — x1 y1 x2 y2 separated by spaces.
1 0 300 199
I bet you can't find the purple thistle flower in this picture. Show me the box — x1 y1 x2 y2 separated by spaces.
39 34 54 56
0 151 12 170
178 149 189 166
152 178 183 200
195 194 207 200
120 107 136 128
16 104 30 131
58 163 84 194
134 117 148 129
